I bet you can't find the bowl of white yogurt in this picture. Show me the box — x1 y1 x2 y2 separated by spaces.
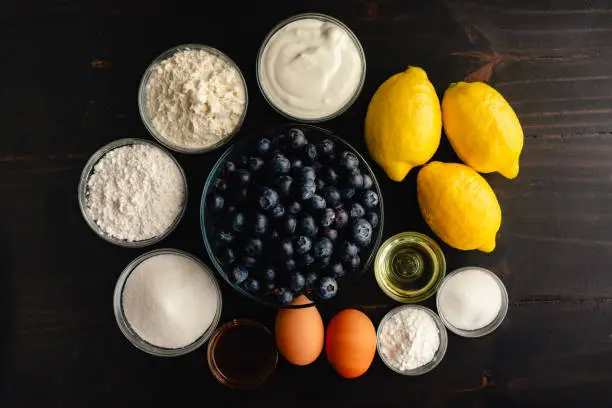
257 13 366 122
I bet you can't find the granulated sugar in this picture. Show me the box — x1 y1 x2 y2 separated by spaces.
145 48 246 149
85 143 185 242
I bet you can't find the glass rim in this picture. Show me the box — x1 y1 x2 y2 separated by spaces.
138 43 249 154
113 248 223 357
78 138 188 248
256 12 367 123
436 266 509 338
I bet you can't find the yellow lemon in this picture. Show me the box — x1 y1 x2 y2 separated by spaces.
417 162 501 253
442 81 523 179
365 67 442 182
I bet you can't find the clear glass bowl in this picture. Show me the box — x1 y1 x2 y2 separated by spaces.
377 304 448 376
200 123 384 309
256 13 366 123
138 44 248 154
113 248 223 357
374 232 446 303
78 138 188 248
436 266 509 338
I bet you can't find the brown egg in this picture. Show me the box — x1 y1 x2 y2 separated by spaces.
325 309 376 378
275 295 324 365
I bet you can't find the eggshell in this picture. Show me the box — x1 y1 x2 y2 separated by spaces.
325 309 376 378
275 295 324 365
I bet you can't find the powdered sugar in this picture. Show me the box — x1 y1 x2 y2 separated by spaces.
378 307 440 372
144 48 247 149
85 143 185 242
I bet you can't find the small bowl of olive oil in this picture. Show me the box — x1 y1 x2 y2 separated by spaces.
374 232 446 303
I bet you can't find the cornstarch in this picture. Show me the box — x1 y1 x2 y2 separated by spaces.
145 48 246 149
86 143 184 242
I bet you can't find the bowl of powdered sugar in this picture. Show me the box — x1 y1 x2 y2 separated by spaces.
139 44 248 154
78 138 187 247
376 304 448 375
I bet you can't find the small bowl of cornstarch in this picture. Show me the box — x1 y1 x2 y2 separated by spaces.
139 44 248 154
78 138 187 247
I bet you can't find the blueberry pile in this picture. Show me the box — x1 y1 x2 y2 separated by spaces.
207 126 381 305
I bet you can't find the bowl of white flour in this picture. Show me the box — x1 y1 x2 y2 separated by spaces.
138 44 248 154
78 138 187 247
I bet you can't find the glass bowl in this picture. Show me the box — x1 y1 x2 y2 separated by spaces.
256 13 366 122
436 266 509 338
374 232 446 303
200 123 384 308
113 248 223 357
78 138 188 248
138 44 248 154
376 304 448 376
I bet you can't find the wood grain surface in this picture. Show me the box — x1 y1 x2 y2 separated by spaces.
2 0 612 407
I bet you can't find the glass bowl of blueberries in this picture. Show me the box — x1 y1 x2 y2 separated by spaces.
201 124 384 308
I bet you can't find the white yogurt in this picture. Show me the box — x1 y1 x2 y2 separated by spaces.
258 16 365 120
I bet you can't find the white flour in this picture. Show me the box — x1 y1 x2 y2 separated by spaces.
145 48 246 149
378 307 440 371
122 253 219 349
86 144 185 242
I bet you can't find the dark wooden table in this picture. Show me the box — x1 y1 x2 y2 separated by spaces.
3 0 612 406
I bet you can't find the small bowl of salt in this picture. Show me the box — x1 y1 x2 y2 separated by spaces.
436 267 509 338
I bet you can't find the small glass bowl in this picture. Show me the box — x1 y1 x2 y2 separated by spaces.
256 13 366 122
78 138 188 248
374 232 446 303
377 304 448 376
113 249 223 357
138 44 248 154
436 267 509 338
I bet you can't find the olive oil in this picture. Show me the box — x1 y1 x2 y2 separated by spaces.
374 232 446 303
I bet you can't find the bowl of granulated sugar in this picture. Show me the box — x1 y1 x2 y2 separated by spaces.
114 249 222 357
78 138 187 247
138 44 248 154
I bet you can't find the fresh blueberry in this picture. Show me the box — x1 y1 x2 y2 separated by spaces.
285 258 297 271
272 133 287 147
264 281 277 294
319 257 331 267
214 178 227 192
299 166 316 181
225 205 236 214
319 277 338 299
315 179 325 191
345 254 361 269
294 236 312 254
229 186 248 202
290 272 306 292
287 201 302 215
329 262 345 278
271 204 285 218
277 287 294 305
225 161 237 174
347 169 364 189
271 230 280 240
219 247 235 265
349 202 366 218
362 190 379 208
322 228 338 242
341 187 356 200
231 265 248 284
232 213 245 232
298 253 315 267
238 155 249 167
236 169 251 185
283 216 297 235
298 215 318 237
321 167 339 184
252 213 269 235
306 144 318 161
241 255 257 268
211 195 224 211
248 157 264 172
340 151 359 170
322 186 341 208
366 212 379 228
362 174 373 189
276 175 293 197
313 161 323 174
334 209 349 229
320 208 336 227
299 179 316 200
308 195 327 212
342 241 359 258
257 138 271 156
217 230 234 245
290 157 303 170
263 267 276 281
305 271 319 288
352 218 373 247
271 153 291 174
280 239 294 258
244 238 263 257
244 278 260 293
317 139 335 156
289 128 308 149
259 188 279 211
313 237 333 259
